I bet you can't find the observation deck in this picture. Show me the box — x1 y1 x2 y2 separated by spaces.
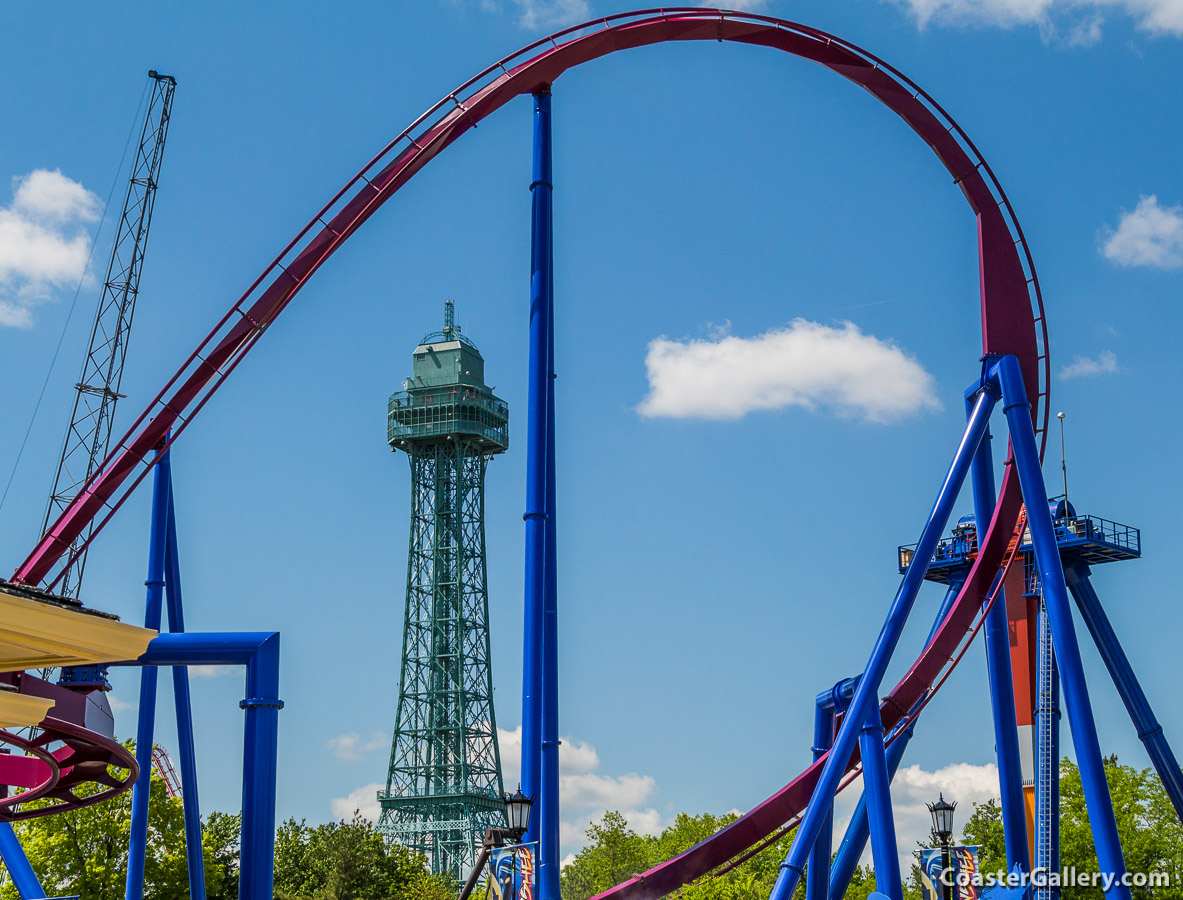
387 300 508 454
898 504 1140 585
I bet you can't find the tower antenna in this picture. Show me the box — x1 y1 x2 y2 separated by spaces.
1057 411 1068 515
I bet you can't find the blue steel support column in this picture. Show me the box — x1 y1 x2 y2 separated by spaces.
995 355 1130 899
164 486 207 900
110 632 282 900
521 86 552 850
769 389 996 900
806 703 836 900
539 87 561 900
967 402 1030 875
1065 565 1183 823
239 633 282 900
0 823 45 899
125 445 171 900
829 574 963 899
859 703 903 900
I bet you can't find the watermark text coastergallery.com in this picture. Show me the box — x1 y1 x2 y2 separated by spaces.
940 867 1170 891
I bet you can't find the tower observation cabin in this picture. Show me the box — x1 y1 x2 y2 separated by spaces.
387 300 508 453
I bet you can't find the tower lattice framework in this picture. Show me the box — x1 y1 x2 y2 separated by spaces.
378 301 508 877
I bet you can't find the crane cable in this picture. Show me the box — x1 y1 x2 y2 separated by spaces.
0 78 151 522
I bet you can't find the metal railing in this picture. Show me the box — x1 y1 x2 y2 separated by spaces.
898 530 978 573
903 513 1140 578
387 390 508 448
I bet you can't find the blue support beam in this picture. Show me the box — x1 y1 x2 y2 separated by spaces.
125 447 171 900
769 388 996 900
521 86 553 859
967 402 1030 875
541 137 563 898
994 354 1130 900
164 488 206 900
1065 565 1183 824
859 702 903 900
0 822 45 899
828 574 963 899
806 701 836 900
112 632 282 900
540 86 561 900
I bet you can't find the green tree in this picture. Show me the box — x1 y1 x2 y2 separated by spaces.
0 744 230 900
560 811 652 900
1059 756 1183 899
961 797 1006 877
959 757 1183 899
203 811 241 900
271 812 456 900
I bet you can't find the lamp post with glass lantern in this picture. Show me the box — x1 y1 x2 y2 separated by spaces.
458 788 535 900
928 794 957 900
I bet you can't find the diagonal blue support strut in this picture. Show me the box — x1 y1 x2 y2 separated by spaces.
859 701 902 900
828 573 963 899
1064 565 1183 824
0 822 46 899
994 354 1130 900
967 405 1030 875
769 388 997 900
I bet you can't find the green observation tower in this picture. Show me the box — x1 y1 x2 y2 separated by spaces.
377 300 509 877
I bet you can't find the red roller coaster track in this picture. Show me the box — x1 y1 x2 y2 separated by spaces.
8 10 1048 896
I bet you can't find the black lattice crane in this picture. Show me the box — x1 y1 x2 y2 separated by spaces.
43 70 176 602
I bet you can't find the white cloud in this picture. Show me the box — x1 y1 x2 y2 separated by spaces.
637 319 940 424
510 0 590 29
1068 10 1106 43
890 0 1183 38
0 169 100 327
327 730 387 762
1059 350 1119 379
108 694 136 713
498 726 664 852
1101 195 1183 269
330 782 383 822
190 664 238 679
833 761 1000 875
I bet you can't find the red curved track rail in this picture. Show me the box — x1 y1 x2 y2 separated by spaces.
10 10 1049 898
0 716 138 821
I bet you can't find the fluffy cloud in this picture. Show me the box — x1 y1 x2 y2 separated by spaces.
332 727 662 850
108 694 137 713
637 319 940 424
833 761 1001 874
509 0 590 29
189 664 238 679
0 169 100 327
498 726 664 853
330 782 383 822
1101 195 1183 269
1059 350 1119 379
890 0 1183 39
327 730 387 762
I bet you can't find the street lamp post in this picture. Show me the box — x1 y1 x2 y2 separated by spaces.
458 787 536 900
928 794 957 900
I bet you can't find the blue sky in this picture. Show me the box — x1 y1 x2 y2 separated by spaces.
1 0 1181 870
